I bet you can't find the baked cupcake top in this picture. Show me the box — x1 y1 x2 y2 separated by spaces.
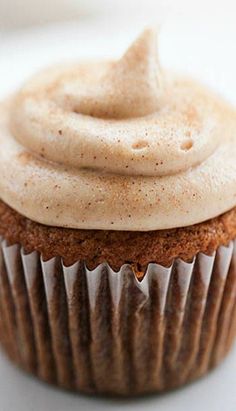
0 28 236 231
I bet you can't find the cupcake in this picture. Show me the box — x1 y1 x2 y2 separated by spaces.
0 28 236 396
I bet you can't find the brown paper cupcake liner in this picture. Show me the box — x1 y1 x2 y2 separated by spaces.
0 236 235 396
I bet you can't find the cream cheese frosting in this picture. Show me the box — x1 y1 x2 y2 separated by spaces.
1 28 236 231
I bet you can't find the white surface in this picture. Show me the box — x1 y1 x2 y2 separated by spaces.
0 7 236 410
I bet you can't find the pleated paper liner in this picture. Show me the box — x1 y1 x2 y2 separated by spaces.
0 236 235 396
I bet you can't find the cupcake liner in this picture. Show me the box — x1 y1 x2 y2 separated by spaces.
0 236 235 396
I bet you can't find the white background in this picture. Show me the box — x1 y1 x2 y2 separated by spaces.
0 1 236 410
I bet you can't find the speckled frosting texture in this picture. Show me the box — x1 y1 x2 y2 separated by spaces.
0 28 236 231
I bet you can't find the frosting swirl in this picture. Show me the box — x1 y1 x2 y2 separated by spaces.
1 28 236 231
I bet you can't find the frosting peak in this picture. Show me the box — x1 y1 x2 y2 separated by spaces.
1 29 236 231
76 28 162 119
